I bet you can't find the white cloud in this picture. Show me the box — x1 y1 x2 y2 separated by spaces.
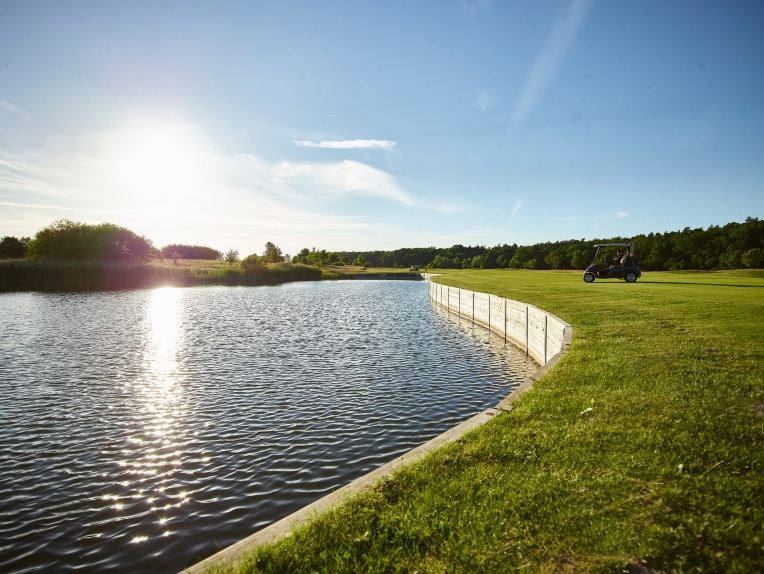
471 89 496 112
272 159 414 206
512 0 593 123
294 139 397 150
616 211 627 218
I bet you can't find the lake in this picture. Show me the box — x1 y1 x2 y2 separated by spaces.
0 280 535 573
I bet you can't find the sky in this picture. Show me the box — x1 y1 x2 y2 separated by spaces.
1 0 763 258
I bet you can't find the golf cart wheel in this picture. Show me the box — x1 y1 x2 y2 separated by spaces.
625 272 638 283
583 272 595 283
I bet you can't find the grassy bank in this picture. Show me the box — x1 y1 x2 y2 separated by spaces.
206 269 763 573
0 259 326 290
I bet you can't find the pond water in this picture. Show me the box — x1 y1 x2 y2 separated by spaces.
0 280 535 573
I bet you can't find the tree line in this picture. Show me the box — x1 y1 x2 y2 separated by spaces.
0 219 293 269
2 217 762 271
329 217 763 271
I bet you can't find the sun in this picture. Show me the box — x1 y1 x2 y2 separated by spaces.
111 122 210 217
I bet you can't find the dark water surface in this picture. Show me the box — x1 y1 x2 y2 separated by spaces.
0 280 535 573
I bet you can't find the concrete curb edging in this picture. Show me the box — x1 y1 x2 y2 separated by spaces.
180 277 572 574
181 409 499 573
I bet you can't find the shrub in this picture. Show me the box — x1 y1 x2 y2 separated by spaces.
0 236 28 259
27 220 152 262
160 244 223 260
241 254 265 275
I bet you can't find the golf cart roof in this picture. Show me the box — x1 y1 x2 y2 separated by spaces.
594 242 635 256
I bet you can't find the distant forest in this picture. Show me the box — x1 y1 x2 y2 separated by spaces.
331 217 764 271
2 217 762 271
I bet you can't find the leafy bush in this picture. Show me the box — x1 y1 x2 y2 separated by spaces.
241 254 265 274
0 236 29 259
26 220 152 262
160 244 223 260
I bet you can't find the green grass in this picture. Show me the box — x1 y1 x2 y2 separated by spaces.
205 269 763 573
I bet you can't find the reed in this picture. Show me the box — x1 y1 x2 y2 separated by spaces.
0 259 324 290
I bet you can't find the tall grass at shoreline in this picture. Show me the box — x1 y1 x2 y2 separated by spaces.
209 269 763 574
0 259 324 290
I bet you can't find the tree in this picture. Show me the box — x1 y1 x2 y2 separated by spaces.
0 236 28 259
160 244 222 260
570 248 590 270
741 248 764 269
26 219 152 261
509 246 535 269
719 249 742 270
545 247 567 269
263 242 285 263
292 247 311 264
352 254 369 267
225 249 239 266
309 249 327 266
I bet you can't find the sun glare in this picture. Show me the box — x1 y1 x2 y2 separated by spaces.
111 123 211 218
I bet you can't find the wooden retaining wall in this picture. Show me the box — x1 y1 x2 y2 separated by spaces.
425 276 571 366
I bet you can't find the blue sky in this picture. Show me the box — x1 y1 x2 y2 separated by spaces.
1 0 762 257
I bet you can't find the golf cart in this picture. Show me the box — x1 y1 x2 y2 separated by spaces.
583 243 641 283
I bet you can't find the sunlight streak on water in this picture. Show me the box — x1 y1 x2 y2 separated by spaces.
111 287 196 552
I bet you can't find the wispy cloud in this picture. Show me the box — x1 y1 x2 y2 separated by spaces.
471 89 496 112
294 139 397 150
511 200 523 216
616 211 628 218
554 215 580 221
0 199 109 214
272 159 414 206
460 0 491 19
431 201 468 214
512 0 593 123
0 100 50 151
672 125 715 150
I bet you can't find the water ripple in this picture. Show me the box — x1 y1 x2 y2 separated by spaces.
0 281 535 573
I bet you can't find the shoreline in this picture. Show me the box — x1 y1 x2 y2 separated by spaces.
179 276 572 574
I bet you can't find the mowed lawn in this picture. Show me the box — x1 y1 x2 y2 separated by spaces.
209 269 764 574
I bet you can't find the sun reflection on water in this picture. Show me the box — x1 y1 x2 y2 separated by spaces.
145 287 183 387
106 287 193 544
